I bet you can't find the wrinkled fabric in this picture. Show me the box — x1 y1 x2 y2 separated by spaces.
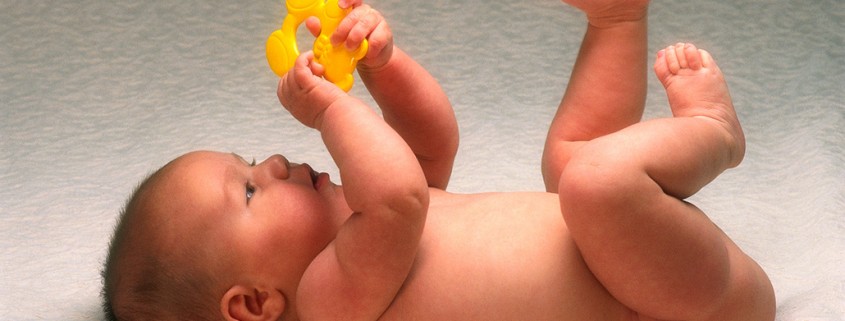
1 0 842 319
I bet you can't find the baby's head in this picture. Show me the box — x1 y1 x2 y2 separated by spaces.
102 151 349 320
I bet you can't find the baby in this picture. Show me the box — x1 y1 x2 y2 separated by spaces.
102 0 776 320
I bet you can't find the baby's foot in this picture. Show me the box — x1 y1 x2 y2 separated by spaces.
561 0 650 28
654 43 746 167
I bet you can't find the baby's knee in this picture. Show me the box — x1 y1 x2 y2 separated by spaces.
557 142 644 210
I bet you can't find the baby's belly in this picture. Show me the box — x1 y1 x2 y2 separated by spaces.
379 191 635 320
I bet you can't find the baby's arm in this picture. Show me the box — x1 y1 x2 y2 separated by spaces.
361 47 458 189
278 52 428 320
333 3 458 189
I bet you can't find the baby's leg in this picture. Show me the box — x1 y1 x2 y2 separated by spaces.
542 0 650 191
559 44 748 318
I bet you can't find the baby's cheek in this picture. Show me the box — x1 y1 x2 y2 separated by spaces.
276 193 334 245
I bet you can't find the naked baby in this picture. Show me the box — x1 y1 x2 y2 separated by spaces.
102 0 776 320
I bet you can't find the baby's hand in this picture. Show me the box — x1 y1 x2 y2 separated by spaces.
278 51 347 129
331 2 394 70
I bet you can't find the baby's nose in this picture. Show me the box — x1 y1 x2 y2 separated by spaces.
259 154 290 180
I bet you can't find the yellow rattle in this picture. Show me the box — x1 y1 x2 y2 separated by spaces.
266 0 369 92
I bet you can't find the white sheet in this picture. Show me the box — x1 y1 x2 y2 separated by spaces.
1 0 843 320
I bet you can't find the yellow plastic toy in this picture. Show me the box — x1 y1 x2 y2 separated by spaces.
266 0 369 92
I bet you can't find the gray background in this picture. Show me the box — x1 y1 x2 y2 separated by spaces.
2 0 843 319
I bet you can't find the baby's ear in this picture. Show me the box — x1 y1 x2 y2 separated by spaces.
220 285 285 321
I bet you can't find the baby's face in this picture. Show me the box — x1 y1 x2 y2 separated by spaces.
154 151 351 286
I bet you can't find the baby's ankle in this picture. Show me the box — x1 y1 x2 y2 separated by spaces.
587 8 648 29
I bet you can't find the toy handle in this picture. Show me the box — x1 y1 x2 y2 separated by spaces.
266 0 318 77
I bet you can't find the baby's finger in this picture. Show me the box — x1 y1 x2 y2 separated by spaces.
278 68 300 107
332 5 379 49
365 18 392 61
337 0 361 9
279 53 309 104
282 51 317 92
309 59 326 77
279 51 319 108
290 51 318 90
305 16 321 38
346 6 383 50
330 7 357 45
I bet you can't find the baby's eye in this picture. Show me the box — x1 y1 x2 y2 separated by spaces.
246 183 256 204
245 159 257 204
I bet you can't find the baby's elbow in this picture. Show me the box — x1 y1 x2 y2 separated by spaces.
384 185 429 220
356 177 429 226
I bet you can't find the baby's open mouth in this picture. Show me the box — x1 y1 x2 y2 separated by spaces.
309 168 318 189
303 163 327 190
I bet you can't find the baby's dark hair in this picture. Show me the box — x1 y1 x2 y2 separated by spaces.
101 165 225 321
